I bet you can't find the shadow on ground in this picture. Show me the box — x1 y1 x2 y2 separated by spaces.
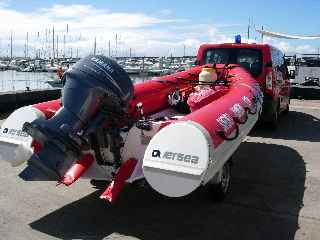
0 112 11 120
251 110 320 142
30 141 306 240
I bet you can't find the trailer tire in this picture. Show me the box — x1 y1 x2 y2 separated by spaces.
283 103 289 115
210 162 231 201
269 101 279 129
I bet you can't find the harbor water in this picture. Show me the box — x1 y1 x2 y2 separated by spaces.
0 70 55 92
0 71 152 92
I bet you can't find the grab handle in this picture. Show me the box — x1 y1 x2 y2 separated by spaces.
233 113 248 125
217 124 239 141
246 99 258 115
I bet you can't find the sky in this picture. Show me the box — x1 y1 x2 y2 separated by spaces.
0 0 319 58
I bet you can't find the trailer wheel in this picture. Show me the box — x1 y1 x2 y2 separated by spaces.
210 162 231 201
283 103 289 115
269 101 279 129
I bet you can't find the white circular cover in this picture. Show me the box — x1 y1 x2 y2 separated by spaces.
0 106 45 166
143 121 211 197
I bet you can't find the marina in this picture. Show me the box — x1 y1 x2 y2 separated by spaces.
0 56 196 91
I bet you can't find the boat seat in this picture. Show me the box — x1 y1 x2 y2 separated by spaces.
187 88 227 112
150 107 185 121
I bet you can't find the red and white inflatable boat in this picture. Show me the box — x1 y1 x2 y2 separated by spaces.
0 56 263 202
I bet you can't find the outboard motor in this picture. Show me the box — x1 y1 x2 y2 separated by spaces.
21 56 134 180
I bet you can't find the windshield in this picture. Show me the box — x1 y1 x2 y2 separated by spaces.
204 48 263 77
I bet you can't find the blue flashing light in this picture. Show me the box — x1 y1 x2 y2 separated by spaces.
235 35 241 44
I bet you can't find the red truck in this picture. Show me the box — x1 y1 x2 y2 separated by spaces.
196 42 291 128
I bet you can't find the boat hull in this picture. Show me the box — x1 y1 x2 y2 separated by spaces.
0 61 263 200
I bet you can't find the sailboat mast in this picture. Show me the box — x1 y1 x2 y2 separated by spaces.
10 31 13 59
24 32 29 58
63 34 66 59
45 29 48 59
247 18 250 42
56 35 59 59
52 26 55 59
26 32 29 58
108 40 111 57
115 33 118 58
24 34 27 58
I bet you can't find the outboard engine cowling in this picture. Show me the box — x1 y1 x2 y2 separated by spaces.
21 55 134 181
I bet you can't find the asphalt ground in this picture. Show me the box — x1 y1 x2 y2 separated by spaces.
0 99 319 240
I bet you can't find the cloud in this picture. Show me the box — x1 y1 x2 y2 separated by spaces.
41 4 99 19
0 3 316 58
295 44 315 53
263 36 318 54
0 4 213 57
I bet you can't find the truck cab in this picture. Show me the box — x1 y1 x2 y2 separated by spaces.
196 43 290 128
